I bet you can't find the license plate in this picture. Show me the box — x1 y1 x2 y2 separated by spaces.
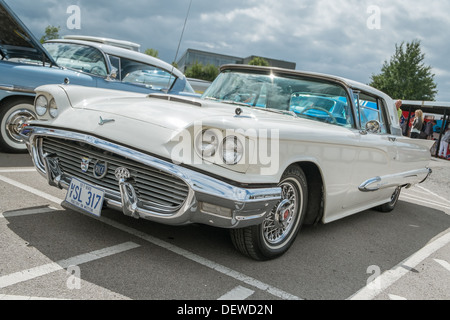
65 178 105 217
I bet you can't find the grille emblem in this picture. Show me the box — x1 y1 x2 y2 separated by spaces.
115 167 131 181
81 157 90 173
93 160 108 179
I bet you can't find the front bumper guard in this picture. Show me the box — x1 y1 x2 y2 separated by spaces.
25 126 282 229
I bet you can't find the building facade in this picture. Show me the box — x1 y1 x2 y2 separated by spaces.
177 48 296 73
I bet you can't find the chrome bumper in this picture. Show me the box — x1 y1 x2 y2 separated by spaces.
23 126 281 229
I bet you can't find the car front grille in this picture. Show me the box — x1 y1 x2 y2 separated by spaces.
40 137 190 214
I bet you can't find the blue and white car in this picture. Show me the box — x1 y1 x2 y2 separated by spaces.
0 0 195 153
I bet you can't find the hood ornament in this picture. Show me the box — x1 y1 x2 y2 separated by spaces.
99 116 115 126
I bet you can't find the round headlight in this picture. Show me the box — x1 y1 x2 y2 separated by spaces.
49 98 58 118
195 129 219 158
221 136 243 165
35 95 48 116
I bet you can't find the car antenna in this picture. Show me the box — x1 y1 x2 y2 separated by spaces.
166 0 192 92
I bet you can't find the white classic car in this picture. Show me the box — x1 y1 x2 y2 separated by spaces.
22 65 433 260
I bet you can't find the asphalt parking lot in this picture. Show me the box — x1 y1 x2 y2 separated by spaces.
0 152 449 302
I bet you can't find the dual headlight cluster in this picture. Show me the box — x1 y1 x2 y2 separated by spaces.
35 95 58 118
195 129 244 165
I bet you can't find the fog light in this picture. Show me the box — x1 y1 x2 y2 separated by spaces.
200 202 232 218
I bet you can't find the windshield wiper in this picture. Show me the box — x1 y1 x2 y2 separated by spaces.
253 107 297 118
203 97 250 107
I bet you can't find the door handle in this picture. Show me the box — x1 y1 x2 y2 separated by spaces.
388 136 397 142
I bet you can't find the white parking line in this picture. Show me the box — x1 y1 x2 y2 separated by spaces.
400 193 450 211
349 228 450 300
99 215 302 300
0 294 68 300
217 286 255 300
0 175 63 205
0 168 36 173
434 259 450 272
388 294 407 300
416 186 450 205
0 175 302 300
0 242 140 289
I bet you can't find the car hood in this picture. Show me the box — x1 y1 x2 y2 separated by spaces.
0 0 56 64
61 85 306 133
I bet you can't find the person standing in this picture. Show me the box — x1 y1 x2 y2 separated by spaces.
410 109 424 139
425 120 435 140
396 100 407 135
439 124 450 159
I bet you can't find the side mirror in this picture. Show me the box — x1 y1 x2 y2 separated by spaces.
365 120 381 134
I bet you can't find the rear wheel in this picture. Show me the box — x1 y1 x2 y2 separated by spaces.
376 186 401 212
230 165 308 260
0 98 35 153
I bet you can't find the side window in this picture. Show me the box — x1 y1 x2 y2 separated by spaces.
43 42 107 77
357 92 389 134
118 57 176 91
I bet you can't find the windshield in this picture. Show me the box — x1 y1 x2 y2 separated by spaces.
203 70 355 128
43 42 108 76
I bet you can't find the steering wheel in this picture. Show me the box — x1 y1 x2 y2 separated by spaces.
298 106 338 124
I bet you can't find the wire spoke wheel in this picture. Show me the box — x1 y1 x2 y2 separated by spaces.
230 165 308 260
263 181 300 246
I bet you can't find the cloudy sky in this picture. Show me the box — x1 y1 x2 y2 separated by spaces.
5 0 450 101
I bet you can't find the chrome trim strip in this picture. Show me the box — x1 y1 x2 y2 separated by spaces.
0 84 35 94
24 126 282 228
359 168 432 192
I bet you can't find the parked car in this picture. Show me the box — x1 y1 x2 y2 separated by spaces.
21 64 433 260
0 0 195 153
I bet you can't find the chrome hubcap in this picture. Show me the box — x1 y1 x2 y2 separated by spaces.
263 181 299 245
5 109 36 143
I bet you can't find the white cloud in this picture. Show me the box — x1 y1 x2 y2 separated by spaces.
5 0 450 101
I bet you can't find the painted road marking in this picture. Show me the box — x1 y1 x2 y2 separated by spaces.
0 242 140 289
0 168 36 173
217 286 255 300
0 294 67 300
0 175 63 205
388 294 407 300
434 259 450 272
0 175 302 300
349 229 450 300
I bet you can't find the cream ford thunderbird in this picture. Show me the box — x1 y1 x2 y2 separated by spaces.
22 65 433 260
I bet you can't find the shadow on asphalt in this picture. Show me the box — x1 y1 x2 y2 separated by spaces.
4 197 450 300
0 152 33 167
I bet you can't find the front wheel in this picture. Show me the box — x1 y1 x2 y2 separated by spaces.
230 165 308 260
0 98 36 153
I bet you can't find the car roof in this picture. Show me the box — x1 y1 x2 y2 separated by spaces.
45 38 185 79
63 35 141 52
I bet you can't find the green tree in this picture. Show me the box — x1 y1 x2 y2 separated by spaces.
369 40 438 100
40 25 61 44
185 62 219 82
248 57 270 67
145 48 159 58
